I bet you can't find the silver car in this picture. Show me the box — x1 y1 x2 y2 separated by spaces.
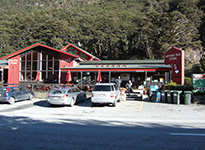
47 87 87 106
91 83 121 107
0 86 33 105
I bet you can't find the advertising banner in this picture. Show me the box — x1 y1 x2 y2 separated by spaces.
193 74 205 93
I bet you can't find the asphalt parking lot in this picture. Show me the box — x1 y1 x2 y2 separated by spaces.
0 97 205 150
0 97 205 126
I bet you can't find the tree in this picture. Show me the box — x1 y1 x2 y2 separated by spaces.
0 0 204 62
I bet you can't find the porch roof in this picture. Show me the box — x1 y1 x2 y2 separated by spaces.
79 59 165 65
61 63 172 72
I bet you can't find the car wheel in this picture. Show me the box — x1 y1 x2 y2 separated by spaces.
49 104 56 107
9 97 15 105
91 102 96 107
83 94 87 102
70 98 75 107
28 95 33 100
112 100 116 107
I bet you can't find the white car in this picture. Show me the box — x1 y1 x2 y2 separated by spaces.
91 83 121 107
47 87 86 107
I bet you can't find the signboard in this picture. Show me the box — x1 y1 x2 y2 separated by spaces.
8 55 20 84
193 74 205 93
164 47 184 85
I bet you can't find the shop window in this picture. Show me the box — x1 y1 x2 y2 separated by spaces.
21 62 25 70
33 61 37 70
65 47 78 56
80 52 89 60
42 61 46 70
33 52 37 60
54 61 59 70
20 50 59 82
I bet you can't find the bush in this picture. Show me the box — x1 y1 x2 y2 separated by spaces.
166 81 178 86
165 81 193 91
185 77 192 85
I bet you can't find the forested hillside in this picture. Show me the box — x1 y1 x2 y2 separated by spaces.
0 0 204 65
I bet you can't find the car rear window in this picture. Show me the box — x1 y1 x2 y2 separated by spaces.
93 85 112 91
51 90 65 94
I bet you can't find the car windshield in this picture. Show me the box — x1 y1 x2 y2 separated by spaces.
51 90 65 94
93 85 111 91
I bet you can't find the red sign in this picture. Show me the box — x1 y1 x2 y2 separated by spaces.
164 47 184 85
8 55 20 84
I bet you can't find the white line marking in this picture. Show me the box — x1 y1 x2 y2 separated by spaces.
170 133 205 136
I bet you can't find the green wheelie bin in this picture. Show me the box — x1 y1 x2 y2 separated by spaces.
172 91 182 105
184 91 192 105
161 90 168 103
166 90 172 104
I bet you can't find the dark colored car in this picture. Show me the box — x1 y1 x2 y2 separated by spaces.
0 86 33 104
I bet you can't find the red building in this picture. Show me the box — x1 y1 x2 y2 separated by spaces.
0 43 182 89
0 43 100 85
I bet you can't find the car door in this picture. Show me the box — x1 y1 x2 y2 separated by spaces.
11 87 21 100
72 88 80 102
114 84 120 100
76 88 84 102
67 89 73 100
19 87 30 100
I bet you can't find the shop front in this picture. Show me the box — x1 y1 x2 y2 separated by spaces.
61 60 172 92
0 43 177 94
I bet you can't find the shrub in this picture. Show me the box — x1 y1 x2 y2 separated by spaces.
165 81 193 91
185 77 192 85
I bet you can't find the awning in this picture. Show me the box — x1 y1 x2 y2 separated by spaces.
61 64 172 72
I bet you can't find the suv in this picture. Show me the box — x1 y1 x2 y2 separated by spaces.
91 83 120 107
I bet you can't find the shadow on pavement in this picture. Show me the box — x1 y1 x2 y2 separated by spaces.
0 114 204 150
34 99 93 108
34 100 51 108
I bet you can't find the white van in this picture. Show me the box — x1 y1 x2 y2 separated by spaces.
91 83 121 107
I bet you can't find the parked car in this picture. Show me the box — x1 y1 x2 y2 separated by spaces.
47 87 87 106
0 86 33 104
91 83 121 107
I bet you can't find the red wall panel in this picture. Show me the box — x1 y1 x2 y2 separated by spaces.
164 47 185 85
8 55 20 84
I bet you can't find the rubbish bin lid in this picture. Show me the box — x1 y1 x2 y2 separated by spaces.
184 91 192 94
172 90 182 94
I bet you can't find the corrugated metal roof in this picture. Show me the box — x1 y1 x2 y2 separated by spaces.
80 59 164 65
63 63 171 69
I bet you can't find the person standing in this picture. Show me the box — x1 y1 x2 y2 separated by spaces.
115 76 122 87
126 80 133 96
